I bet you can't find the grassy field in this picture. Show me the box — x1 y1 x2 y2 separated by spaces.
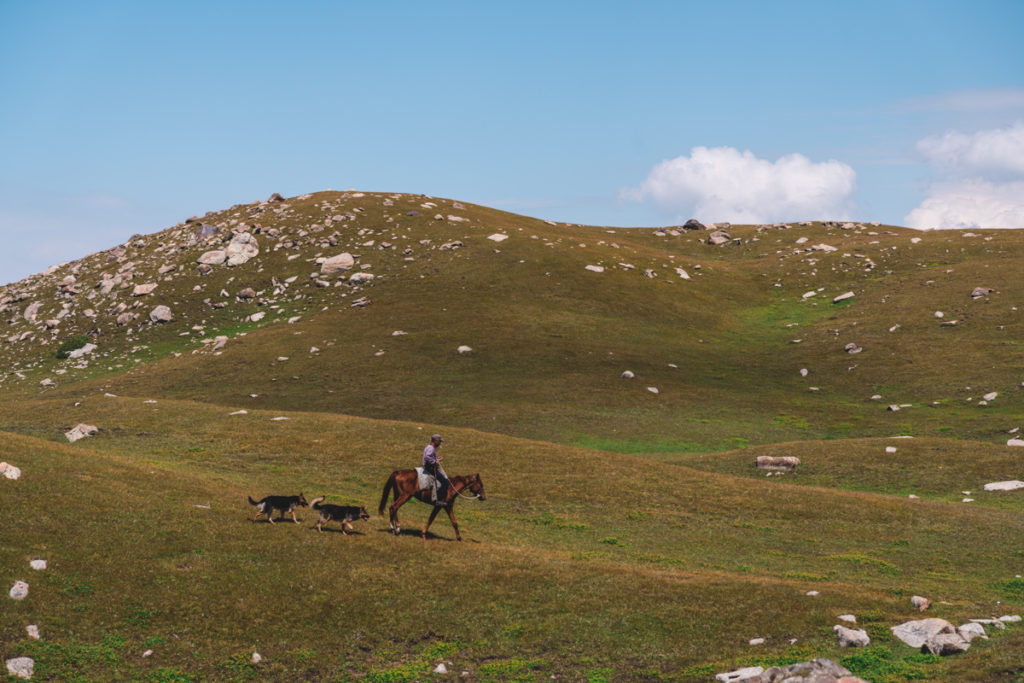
2 192 1023 681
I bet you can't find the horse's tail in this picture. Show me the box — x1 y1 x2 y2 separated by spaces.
378 471 398 516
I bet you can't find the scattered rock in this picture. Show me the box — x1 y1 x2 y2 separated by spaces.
707 230 731 245
149 305 173 323
844 342 862 354
647 387 659 394
1008 439 1024 447
237 287 256 299
251 652 262 664
683 218 706 231
621 371 635 379
922 632 970 655
29 559 46 570
250 311 266 322
68 343 97 359
225 232 259 266
26 625 40 640
911 595 931 611
65 423 99 443
349 272 375 284
838 614 856 623
487 233 509 242
585 265 605 273
833 291 855 303
757 456 799 471
132 283 157 296
320 253 355 274
1 462 22 480
983 391 998 401
892 618 956 648
457 345 473 355
971 287 994 299
9 580 29 600
957 622 987 642
984 480 1024 491
197 250 227 266
5 657 33 680
748 638 765 645
716 666 763 682
434 662 448 674
834 624 870 647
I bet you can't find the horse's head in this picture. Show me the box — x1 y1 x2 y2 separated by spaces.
467 473 486 501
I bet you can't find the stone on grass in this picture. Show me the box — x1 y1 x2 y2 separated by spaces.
5 657 33 680
68 343 97 359
1 462 22 480
225 232 259 266
149 305 173 323
320 253 355 274
892 618 956 648
250 652 262 664
487 233 508 242
957 622 987 642
971 287 994 298
9 580 29 600
833 291 855 303
349 272 375 284
707 230 731 245
621 371 635 379
132 283 157 296
756 456 799 471
716 666 763 682
834 624 870 647
457 345 473 355
29 559 46 570
585 265 605 273
1008 438 1024 447
922 632 970 655
197 250 227 266
911 595 931 611
65 423 99 443
984 480 1024 491
434 662 448 674
26 625 40 640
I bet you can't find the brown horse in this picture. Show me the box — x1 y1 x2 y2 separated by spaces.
378 470 486 541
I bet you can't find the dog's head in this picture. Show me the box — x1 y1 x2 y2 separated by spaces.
297 493 309 507
358 506 370 521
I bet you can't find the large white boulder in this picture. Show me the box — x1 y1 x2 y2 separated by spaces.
5 657 33 680
320 253 355 274
984 480 1024 491
834 624 870 647
892 618 956 648
197 250 227 265
150 306 173 323
226 232 259 266
65 424 99 443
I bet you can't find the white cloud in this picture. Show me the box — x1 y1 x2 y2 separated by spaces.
623 146 857 224
905 179 1024 230
917 121 1024 177
905 121 1024 230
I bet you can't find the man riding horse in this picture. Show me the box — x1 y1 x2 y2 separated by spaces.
423 433 450 505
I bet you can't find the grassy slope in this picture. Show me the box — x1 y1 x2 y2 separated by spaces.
2 192 1023 680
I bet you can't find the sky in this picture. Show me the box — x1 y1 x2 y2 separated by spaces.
2 0 1023 285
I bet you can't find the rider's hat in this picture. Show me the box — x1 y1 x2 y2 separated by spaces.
431 433 443 442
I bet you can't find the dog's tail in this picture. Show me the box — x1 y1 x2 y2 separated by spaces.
378 471 398 516
247 496 258 506
310 496 325 510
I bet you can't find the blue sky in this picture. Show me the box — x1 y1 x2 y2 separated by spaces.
2 0 1023 285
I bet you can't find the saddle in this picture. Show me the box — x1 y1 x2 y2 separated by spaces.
414 467 438 492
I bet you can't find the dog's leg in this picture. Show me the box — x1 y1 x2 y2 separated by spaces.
291 506 300 524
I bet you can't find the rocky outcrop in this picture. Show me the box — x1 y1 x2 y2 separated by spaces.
756 456 800 471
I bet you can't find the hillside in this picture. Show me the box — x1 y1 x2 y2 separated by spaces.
2 191 1023 681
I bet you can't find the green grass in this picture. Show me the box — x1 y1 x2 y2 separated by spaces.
1 192 1023 679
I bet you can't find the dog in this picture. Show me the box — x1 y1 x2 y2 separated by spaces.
310 496 370 534
248 493 308 524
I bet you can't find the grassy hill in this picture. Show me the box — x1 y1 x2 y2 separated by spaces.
1 191 1023 681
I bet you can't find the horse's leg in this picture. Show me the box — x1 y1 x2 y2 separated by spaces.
422 505 442 540
389 493 414 535
445 505 462 542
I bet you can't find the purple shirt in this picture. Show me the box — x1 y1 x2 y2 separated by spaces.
423 444 439 467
